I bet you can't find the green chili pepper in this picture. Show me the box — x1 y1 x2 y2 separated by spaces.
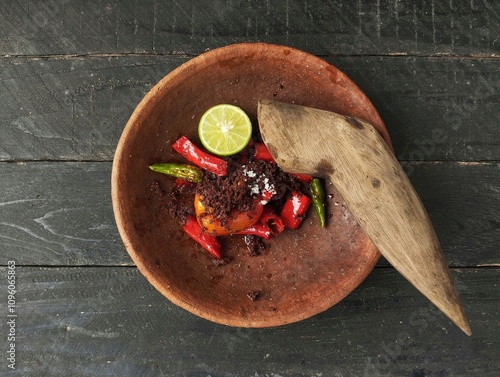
149 163 204 183
310 178 326 228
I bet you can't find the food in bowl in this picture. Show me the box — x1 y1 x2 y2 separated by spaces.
149 104 326 263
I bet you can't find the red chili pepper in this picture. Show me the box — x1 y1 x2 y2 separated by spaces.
290 173 314 183
182 215 222 258
172 178 195 195
254 143 275 163
173 178 194 189
280 191 312 229
239 151 250 165
260 189 274 204
254 143 313 182
236 223 273 240
259 206 285 235
172 136 228 176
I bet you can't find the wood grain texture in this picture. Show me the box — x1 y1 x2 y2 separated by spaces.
2 266 497 376
1 56 498 161
0 56 185 161
0 0 498 56
0 161 498 267
406 161 500 268
0 162 127 266
342 56 500 162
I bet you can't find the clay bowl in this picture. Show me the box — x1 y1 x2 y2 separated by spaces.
112 43 391 327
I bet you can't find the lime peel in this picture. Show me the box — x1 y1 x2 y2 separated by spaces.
198 104 253 156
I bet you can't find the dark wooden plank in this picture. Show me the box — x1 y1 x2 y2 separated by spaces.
1 161 498 267
378 161 500 268
0 0 499 56
0 55 186 161
0 162 128 266
340 56 500 162
1 56 498 161
3 266 498 376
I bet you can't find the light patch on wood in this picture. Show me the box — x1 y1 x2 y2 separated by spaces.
64 324 120 339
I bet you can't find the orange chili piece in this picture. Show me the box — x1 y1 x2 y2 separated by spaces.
194 193 264 236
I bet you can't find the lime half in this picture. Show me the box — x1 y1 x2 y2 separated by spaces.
198 104 252 156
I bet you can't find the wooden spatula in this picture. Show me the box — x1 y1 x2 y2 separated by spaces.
257 99 471 335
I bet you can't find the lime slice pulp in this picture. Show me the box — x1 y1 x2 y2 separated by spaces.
198 104 252 156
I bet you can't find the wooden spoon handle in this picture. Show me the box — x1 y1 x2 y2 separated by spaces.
324 127 471 336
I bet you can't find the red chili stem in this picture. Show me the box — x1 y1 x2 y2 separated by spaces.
259 206 285 235
280 191 312 229
182 215 222 258
236 223 273 240
172 136 228 176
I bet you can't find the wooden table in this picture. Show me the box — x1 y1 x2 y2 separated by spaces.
1 1 499 376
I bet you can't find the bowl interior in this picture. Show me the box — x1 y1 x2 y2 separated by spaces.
112 43 390 327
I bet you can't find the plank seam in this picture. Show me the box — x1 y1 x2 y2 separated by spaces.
0 53 499 60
